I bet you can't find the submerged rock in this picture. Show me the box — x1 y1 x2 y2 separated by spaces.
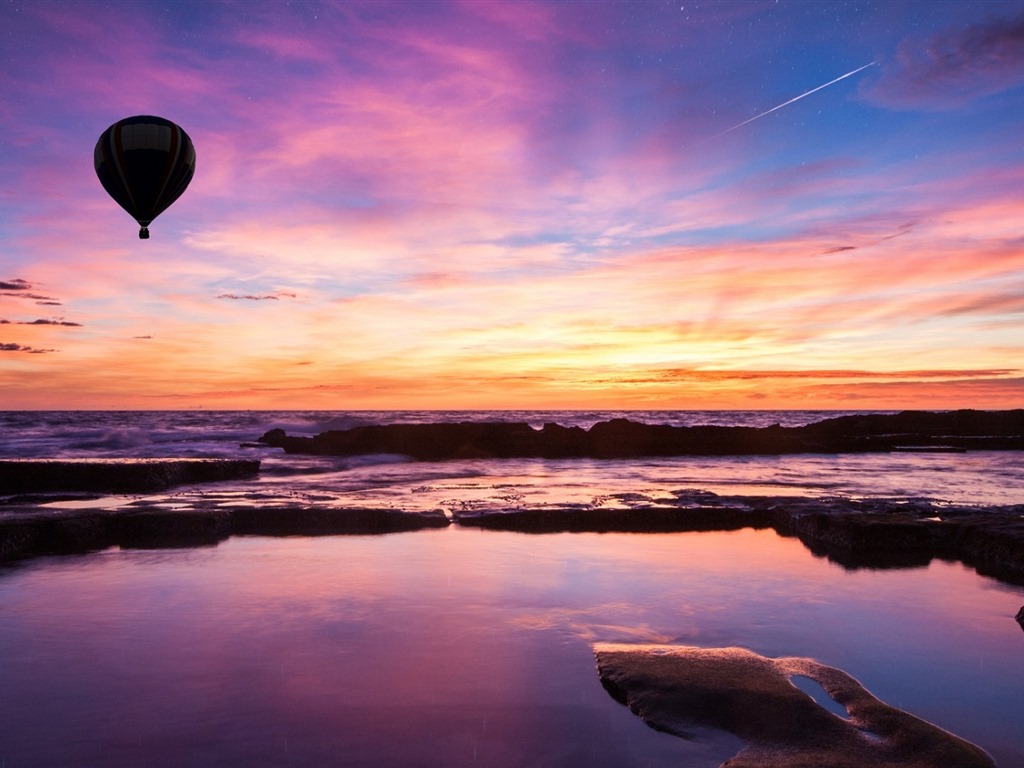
594 644 995 768
0 505 449 562
0 458 261 494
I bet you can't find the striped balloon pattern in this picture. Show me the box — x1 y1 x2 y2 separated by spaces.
94 115 196 239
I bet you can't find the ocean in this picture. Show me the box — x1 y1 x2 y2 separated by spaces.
2 409 1024 508
2 410 1024 767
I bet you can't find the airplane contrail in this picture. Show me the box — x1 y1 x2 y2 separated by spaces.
712 61 877 139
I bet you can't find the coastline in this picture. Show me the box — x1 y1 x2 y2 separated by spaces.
2 413 1022 768
257 410 1024 458
3 489 1023 587
2 409 1024 584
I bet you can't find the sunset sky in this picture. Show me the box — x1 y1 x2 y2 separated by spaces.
2 0 1023 410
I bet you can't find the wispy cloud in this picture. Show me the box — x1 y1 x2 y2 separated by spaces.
0 342 56 354
217 293 298 301
865 11 1024 109
1 2 1022 408
19 318 82 326
0 279 33 291
0 293 61 303
0 278 61 304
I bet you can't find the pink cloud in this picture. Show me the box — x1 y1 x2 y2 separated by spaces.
21 3 224 117
864 11 1024 109
457 0 568 43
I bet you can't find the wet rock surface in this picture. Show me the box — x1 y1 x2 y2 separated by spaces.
594 644 996 768
258 410 1024 458
0 458 261 493
455 495 1024 586
0 504 449 562
4 490 1022 587
454 504 774 533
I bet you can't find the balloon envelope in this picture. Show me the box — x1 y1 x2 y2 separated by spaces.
94 115 196 239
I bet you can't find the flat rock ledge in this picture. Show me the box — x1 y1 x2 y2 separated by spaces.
0 458 261 493
454 496 1024 586
2 491 1023 586
258 409 1024 458
0 505 449 562
594 644 995 768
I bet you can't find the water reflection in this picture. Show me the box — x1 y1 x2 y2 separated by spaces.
1 528 1022 767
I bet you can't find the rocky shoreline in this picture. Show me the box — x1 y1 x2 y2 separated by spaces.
2 411 1023 587
453 495 1024 586
257 409 1024 458
0 504 450 561
0 458 260 493
2 490 1023 587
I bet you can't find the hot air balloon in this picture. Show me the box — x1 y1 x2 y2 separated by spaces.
94 115 196 239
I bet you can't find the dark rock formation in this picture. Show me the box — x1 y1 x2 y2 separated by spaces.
455 505 773 533
594 644 995 768
5 486 1021 585
771 500 1024 585
0 458 261 494
260 421 550 459
0 505 449 562
1016 605 1024 631
227 506 449 536
454 497 1024 586
258 410 1024 459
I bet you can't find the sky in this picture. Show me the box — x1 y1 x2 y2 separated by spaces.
2 0 1024 410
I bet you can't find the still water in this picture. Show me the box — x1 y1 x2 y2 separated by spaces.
2 527 1022 767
